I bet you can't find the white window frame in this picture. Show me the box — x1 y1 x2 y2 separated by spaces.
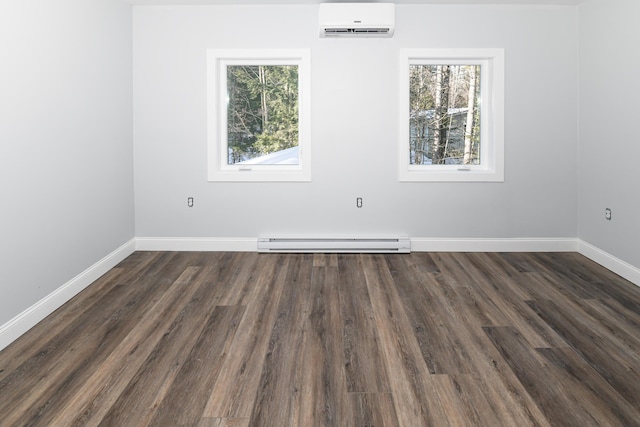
399 48 505 182
207 49 311 182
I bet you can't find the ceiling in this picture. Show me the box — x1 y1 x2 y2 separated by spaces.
129 0 587 5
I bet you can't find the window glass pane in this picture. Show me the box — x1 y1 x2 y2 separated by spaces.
409 64 481 165
226 65 299 166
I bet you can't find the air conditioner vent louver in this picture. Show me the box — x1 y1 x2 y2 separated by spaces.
324 28 390 36
258 237 411 253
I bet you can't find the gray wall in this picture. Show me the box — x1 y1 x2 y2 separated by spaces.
133 4 578 240
0 0 134 325
578 0 640 269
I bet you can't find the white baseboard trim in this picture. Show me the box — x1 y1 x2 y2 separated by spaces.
0 239 136 352
135 237 257 252
578 240 640 286
410 237 578 253
135 236 578 254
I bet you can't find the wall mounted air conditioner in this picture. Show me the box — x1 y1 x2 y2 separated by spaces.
319 3 395 38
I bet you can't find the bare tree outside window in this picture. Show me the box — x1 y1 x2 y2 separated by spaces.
409 64 481 166
399 49 504 182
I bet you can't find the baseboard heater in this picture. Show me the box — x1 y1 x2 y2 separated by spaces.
257 237 411 253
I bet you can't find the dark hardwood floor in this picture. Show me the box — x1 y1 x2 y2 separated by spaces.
1 251 640 426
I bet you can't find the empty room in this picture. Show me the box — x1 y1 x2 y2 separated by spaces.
1 0 639 425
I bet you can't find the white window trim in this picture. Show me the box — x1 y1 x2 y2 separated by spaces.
398 48 505 182
207 49 311 182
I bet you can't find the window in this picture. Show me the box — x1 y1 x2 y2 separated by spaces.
399 49 504 182
207 49 311 181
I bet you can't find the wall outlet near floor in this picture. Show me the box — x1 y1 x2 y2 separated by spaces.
356 197 363 208
605 208 612 221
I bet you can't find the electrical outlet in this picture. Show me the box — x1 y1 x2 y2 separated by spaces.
605 208 611 221
356 197 363 208
188 197 194 208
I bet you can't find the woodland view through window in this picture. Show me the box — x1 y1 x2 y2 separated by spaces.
226 65 299 165
410 64 481 166
207 50 310 181
399 49 504 182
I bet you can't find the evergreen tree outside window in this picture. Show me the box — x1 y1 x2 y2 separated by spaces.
399 49 504 182
208 50 311 182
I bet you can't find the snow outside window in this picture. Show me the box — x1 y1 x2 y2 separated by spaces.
207 49 311 182
399 48 505 182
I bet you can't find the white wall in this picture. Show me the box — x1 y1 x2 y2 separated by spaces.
578 0 640 270
0 0 134 325
133 4 578 242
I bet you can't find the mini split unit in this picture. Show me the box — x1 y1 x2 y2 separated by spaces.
319 3 395 38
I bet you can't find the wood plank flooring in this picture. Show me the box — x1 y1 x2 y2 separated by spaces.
1 251 640 426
